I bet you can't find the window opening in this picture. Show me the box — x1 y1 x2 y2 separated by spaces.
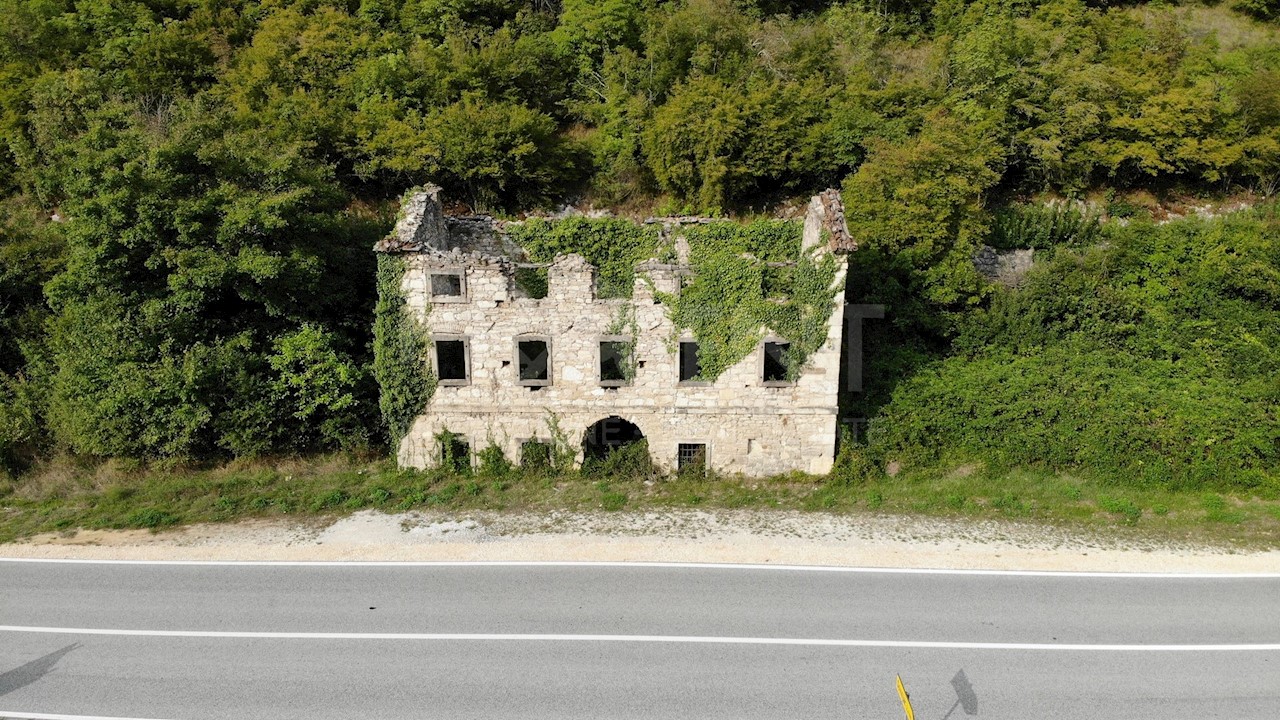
440 436 470 473
599 340 632 386
678 443 707 474
678 341 702 382
435 339 468 383
763 341 791 384
520 440 552 470
430 272 463 298
518 339 550 384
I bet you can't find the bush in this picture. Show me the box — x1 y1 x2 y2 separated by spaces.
868 215 1280 492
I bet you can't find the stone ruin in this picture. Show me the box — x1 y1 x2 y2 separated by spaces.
374 186 873 477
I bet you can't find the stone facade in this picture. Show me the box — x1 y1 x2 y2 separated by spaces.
380 188 853 477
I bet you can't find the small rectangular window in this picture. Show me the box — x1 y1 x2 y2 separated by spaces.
517 338 551 385
677 443 707 474
429 272 464 299
678 341 702 383
599 339 632 386
440 435 471 473
763 341 791 384
520 440 553 470
434 338 469 384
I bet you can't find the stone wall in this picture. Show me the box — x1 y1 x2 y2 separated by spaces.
397 265 845 478
388 191 849 478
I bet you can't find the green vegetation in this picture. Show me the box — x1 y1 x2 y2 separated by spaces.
854 211 1280 495
2 453 1277 546
660 220 841 380
372 254 435 447
2 0 1279 542
506 217 662 297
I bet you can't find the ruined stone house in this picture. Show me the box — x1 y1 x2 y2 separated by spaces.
374 187 872 477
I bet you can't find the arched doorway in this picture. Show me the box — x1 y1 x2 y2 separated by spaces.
582 416 645 462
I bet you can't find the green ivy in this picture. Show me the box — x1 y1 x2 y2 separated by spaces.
661 220 840 381
504 216 839 383
372 255 435 449
507 217 662 298
605 305 639 381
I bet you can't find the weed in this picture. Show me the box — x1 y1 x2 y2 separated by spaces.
866 489 884 509
1203 494 1245 524
124 508 179 529
477 444 513 478
1099 496 1142 525
310 490 348 511
600 488 628 511
991 493 1026 516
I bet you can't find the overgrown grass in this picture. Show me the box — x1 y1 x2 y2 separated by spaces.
2 453 1278 548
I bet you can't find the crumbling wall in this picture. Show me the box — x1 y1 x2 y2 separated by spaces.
972 245 1035 287
384 188 849 477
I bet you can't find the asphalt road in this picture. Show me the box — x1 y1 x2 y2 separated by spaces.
1 560 1277 719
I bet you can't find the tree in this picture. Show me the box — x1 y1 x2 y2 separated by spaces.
842 108 1002 326
37 95 374 458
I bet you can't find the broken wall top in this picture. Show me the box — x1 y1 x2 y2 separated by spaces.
373 186 856 259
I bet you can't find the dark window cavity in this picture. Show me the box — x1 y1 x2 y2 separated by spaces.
435 339 468 383
599 340 632 385
520 440 552 470
678 341 702 382
763 341 791 384
677 443 707 473
430 272 463 298
440 435 470 473
517 339 550 384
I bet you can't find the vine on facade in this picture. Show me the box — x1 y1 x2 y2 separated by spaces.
660 220 840 381
372 255 436 449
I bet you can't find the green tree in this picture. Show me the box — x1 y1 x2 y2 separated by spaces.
36 95 374 458
842 108 1001 322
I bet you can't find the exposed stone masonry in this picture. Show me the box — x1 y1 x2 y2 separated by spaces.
378 188 854 477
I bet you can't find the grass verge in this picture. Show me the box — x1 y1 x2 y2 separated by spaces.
1 454 1278 548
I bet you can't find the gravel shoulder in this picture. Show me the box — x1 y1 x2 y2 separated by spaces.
2 510 1278 572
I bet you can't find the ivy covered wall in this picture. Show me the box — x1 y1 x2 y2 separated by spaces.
506 216 842 383
372 254 435 448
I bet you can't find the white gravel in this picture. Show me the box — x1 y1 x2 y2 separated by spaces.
3 509 1278 573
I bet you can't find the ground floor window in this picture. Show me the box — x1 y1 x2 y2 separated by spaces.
677 443 707 473
520 439 553 470
439 434 471 473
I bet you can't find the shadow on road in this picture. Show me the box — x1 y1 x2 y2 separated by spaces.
941 669 978 718
0 643 81 697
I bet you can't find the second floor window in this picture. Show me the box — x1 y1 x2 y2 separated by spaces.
517 338 551 385
763 340 792 385
599 339 633 386
434 337 469 385
678 341 702 383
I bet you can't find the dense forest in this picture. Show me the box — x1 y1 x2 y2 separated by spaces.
1 0 1278 490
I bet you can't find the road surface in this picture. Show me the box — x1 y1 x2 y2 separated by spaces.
2 560 1277 719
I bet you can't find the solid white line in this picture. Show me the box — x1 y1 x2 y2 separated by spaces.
1 625 1276 651
0 558 1276 578
0 713 171 720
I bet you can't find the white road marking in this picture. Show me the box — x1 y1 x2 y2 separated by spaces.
0 558 1276 578
0 713 171 720
1 625 1276 651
